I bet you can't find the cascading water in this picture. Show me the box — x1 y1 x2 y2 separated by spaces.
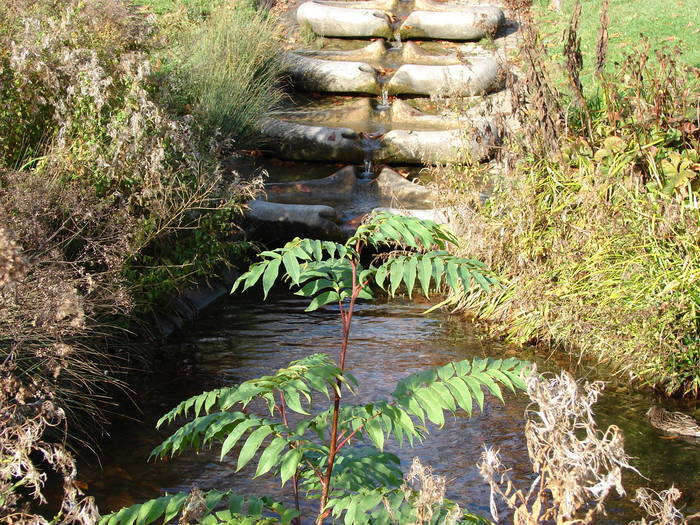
377 85 390 110
359 132 381 178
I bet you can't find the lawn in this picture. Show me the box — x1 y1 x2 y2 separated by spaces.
533 0 700 88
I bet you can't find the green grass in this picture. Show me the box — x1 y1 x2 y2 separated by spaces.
533 0 700 88
133 0 222 18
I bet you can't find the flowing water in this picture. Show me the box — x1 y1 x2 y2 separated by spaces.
80 292 700 522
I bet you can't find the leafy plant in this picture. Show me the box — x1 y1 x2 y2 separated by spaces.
101 212 532 524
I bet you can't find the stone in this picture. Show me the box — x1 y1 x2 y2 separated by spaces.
268 98 373 127
376 119 499 164
296 1 393 38
390 99 462 130
374 167 436 207
258 118 364 162
294 40 387 62
246 200 346 241
284 53 380 94
387 59 502 96
400 41 462 65
399 7 504 40
265 166 358 204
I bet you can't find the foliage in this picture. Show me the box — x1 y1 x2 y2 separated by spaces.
149 0 284 144
0 0 280 519
533 0 700 89
439 2 700 397
102 213 532 524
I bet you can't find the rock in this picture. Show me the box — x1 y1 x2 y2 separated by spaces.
265 166 358 204
376 120 499 164
294 40 387 62
246 200 346 241
374 167 436 207
284 53 380 94
399 7 504 41
296 1 393 38
400 41 462 65
268 98 373 127
258 118 364 162
387 59 502 96
390 99 462 130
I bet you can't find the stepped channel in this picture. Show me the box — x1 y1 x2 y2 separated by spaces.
245 0 513 240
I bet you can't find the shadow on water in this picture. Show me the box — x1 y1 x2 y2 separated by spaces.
81 291 700 522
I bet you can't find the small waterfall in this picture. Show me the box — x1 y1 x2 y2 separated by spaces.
359 133 381 179
378 85 390 109
390 28 402 50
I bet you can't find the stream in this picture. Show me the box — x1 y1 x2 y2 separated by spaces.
80 291 700 522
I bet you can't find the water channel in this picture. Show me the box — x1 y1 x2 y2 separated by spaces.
80 291 700 522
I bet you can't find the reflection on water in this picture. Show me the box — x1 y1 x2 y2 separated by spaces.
81 293 699 522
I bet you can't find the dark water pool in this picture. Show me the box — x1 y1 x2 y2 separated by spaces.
80 292 699 522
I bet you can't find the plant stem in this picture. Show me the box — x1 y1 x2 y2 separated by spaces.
279 391 302 525
316 253 361 524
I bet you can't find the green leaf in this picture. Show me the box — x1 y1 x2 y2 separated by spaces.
389 258 405 296
445 377 473 415
280 448 302 486
306 290 340 312
364 417 384 451
418 256 432 296
237 426 273 471
282 251 301 284
262 258 281 299
375 263 389 290
220 419 260 460
403 258 417 298
414 387 444 426
255 436 288 477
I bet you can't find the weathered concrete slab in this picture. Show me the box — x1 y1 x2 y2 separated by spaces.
258 118 364 162
387 58 501 96
265 166 358 204
284 53 380 94
399 7 504 40
400 41 462 65
374 167 436 207
269 98 373 126
376 119 499 164
297 1 393 38
294 40 387 62
390 99 462 130
246 200 345 241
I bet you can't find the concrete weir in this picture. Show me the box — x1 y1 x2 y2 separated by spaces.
246 0 511 234
387 59 502 96
296 1 393 38
284 53 380 94
400 7 504 40
258 118 364 162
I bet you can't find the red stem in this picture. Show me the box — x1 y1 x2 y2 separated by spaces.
316 245 362 524
279 392 302 525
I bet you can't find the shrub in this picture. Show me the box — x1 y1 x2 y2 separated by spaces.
101 214 531 525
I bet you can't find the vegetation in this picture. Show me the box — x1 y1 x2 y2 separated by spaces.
0 0 283 521
101 213 532 525
439 0 700 396
533 0 700 88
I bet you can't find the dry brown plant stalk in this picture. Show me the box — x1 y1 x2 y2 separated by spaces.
478 369 637 524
